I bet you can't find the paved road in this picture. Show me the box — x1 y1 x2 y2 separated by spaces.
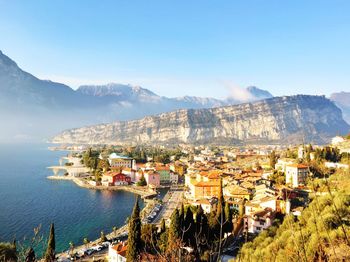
153 186 184 225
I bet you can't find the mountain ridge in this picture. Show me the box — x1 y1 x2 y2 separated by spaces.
52 95 350 145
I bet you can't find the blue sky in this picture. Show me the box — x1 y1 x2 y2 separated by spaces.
0 0 349 98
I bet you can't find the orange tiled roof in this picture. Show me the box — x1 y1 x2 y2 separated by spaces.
103 171 120 177
287 164 309 169
112 243 127 256
194 181 220 187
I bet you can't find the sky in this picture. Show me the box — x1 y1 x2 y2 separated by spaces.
0 0 349 99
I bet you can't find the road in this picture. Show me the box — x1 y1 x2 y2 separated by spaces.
152 185 184 225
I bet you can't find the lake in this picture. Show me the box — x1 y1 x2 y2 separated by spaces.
0 143 165 255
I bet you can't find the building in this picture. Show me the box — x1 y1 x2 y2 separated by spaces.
191 198 212 213
325 162 349 169
121 168 136 182
191 181 220 200
223 185 251 200
170 171 179 184
156 165 171 184
108 242 127 262
285 164 309 188
275 158 297 173
244 208 276 234
170 161 187 176
101 171 131 186
144 171 160 188
332 136 345 145
108 153 136 170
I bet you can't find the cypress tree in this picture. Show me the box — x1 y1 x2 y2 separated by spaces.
269 150 277 168
44 223 55 262
224 202 233 234
179 203 185 228
184 207 195 247
126 197 142 261
216 178 224 220
168 208 181 248
160 218 166 234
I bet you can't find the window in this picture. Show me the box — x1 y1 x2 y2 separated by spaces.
256 227 262 231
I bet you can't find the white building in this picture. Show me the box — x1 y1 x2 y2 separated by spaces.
108 242 127 262
108 153 136 170
275 158 297 173
325 162 349 169
244 208 275 234
332 136 345 145
170 171 179 184
285 164 309 188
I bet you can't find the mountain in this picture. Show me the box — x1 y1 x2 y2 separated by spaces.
330 91 350 124
0 50 272 142
52 95 350 145
7 50 347 145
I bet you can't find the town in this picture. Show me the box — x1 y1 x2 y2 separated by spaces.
40 134 350 261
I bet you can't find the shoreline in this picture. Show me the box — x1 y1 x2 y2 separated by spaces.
47 175 158 198
49 175 164 260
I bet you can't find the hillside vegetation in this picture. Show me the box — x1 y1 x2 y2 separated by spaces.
238 169 350 261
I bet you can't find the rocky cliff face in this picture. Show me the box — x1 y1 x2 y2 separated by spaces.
52 95 350 145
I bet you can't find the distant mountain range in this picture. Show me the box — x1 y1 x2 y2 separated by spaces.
330 92 350 124
52 95 350 145
0 50 273 142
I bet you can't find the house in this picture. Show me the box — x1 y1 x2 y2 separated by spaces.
170 161 187 175
191 181 220 200
121 168 136 181
332 136 345 145
144 171 160 188
101 172 131 186
223 185 251 200
285 164 309 188
156 165 171 184
170 171 179 184
108 153 136 170
325 162 349 169
275 158 297 173
109 242 127 262
191 198 212 213
244 208 276 234
101 172 118 186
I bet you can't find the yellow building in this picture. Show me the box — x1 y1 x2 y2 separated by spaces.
191 181 220 200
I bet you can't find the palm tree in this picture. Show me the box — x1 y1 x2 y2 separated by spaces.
83 238 90 249
113 226 118 238
69 241 74 256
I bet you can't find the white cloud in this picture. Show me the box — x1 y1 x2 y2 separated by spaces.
223 81 254 102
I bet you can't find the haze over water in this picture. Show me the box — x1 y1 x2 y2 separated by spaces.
0 143 149 254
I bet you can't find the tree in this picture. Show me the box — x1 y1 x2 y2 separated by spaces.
0 242 17 262
160 219 166 234
269 150 277 168
83 238 90 249
216 178 224 221
25 247 35 262
141 224 158 253
100 231 107 243
137 173 147 186
168 209 181 249
183 207 195 247
126 197 142 261
224 202 233 234
113 226 118 238
69 241 74 257
44 223 55 262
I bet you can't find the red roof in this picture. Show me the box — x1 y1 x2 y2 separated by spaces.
287 164 309 169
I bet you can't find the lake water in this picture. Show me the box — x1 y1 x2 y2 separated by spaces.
0 144 166 255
